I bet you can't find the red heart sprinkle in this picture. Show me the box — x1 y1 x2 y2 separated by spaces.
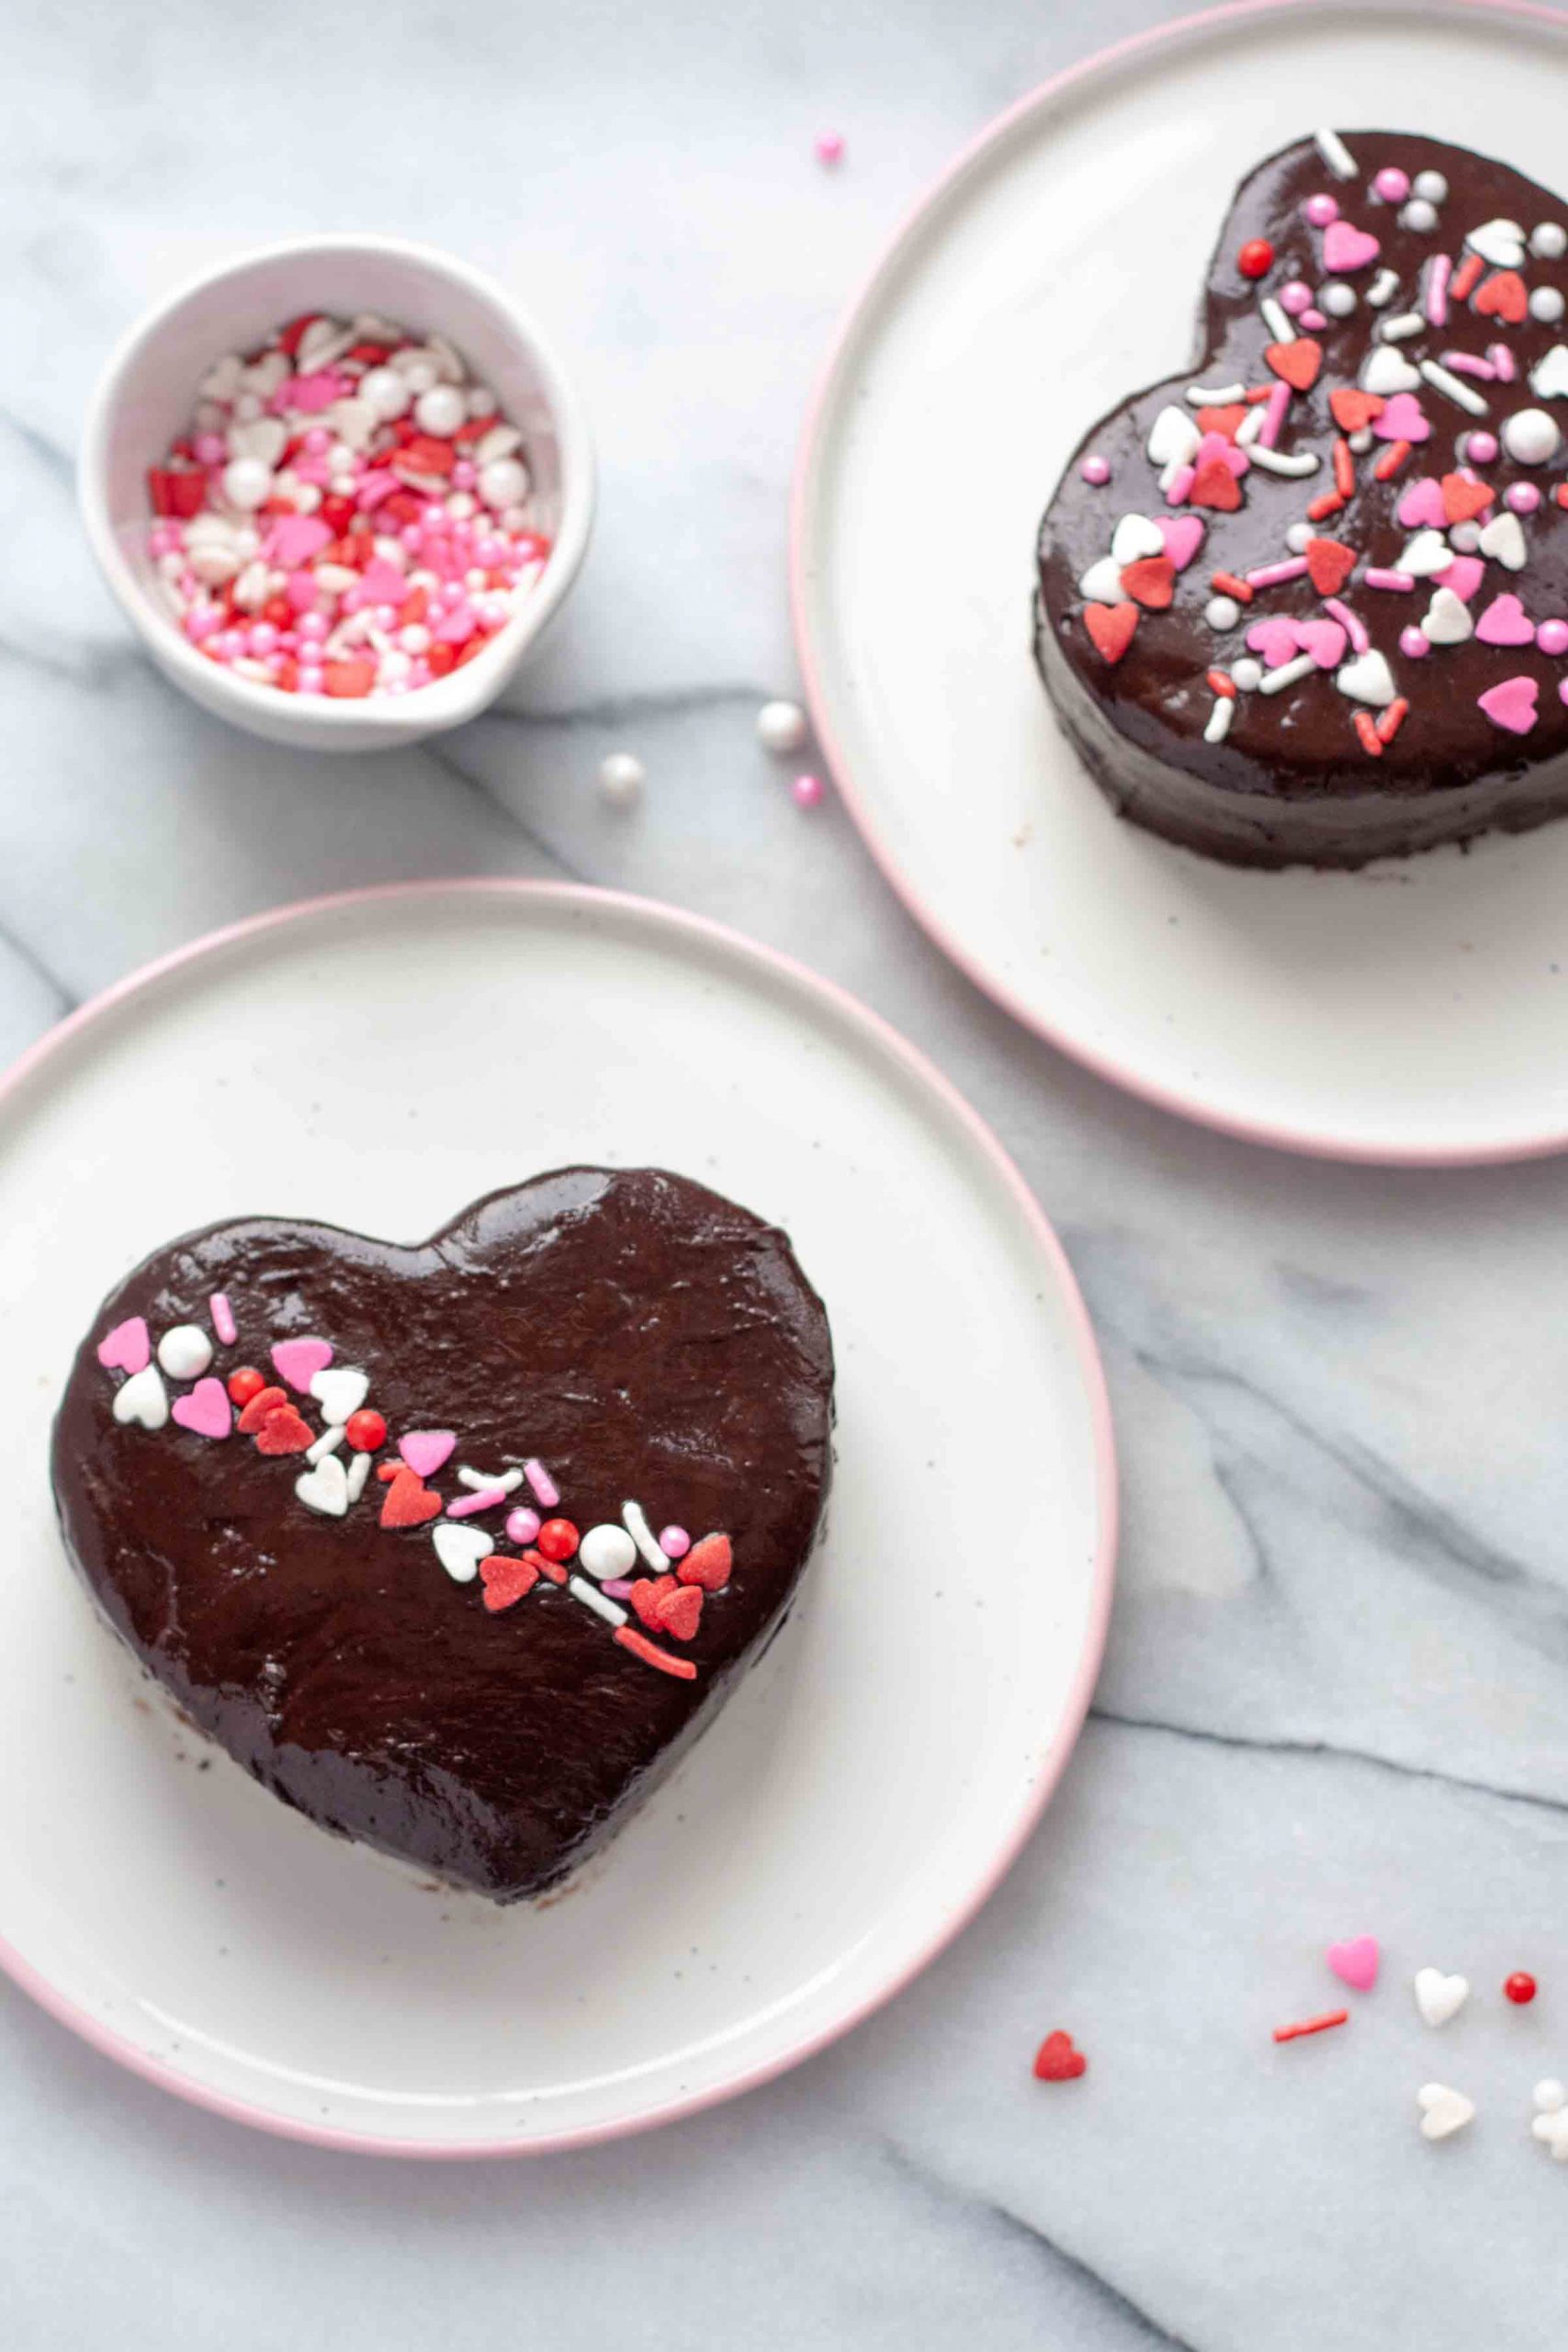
1119 555 1176 611
1441 470 1495 525
1474 268 1527 324
1032 2030 1088 2082
236 1383 288 1435
1190 458 1243 513
631 1574 679 1629
656 1584 704 1642
1196 402 1247 441
1305 537 1356 595
379 1467 443 1529
479 1555 540 1613
1266 337 1322 392
679 1532 733 1591
1083 602 1139 662
1329 388 1384 433
253 1404 314 1455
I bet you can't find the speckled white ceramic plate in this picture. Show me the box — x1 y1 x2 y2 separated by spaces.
795 0 1568 1162
0 883 1114 2154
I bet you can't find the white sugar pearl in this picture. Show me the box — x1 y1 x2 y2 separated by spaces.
756 698 808 753
1531 222 1568 260
413 383 467 437
360 367 412 421
400 356 439 395
445 491 477 520
1286 522 1314 552
399 623 431 654
578 1523 638 1580
1536 2079 1567 2112
478 457 528 511
1530 286 1565 324
1204 595 1240 630
1413 169 1448 204
598 752 646 807
157 1324 212 1380
1448 520 1482 552
1400 198 1438 234
221 457 273 511
1503 405 1561 465
1322 283 1357 318
1231 657 1263 692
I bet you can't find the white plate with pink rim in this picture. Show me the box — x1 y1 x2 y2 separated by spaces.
794 0 1568 1164
0 880 1114 2155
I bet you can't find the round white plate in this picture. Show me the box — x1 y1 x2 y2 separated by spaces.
795 0 1568 1163
0 882 1114 2154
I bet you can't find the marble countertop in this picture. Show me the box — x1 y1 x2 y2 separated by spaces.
6 1 1568 2343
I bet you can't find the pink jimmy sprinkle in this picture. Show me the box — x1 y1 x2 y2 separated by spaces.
1424 253 1450 328
209 1292 237 1346
1440 352 1496 379
1258 381 1292 449
1323 596 1369 653
1488 343 1517 382
1364 568 1416 592
1300 308 1328 331
446 1485 509 1520
602 1579 637 1600
524 1457 559 1509
1247 557 1310 589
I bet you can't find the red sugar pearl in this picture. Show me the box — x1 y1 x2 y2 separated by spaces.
344 1408 387 1453
1237 236 1274 279
1505 1972 1538 2005
227 1366 266 1407
536 1517 580 1564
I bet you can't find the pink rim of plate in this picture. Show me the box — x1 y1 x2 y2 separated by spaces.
791 0 1568 1169
0 877 1118 2159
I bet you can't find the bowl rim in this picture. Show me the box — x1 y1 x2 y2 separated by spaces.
76 231 596 735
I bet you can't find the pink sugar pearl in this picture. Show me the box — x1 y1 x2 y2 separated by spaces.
1507 482 1542 514
1400 625 1430 659
1539 618 1568 655
1303 193 1338 226
506 1506 541 1546
1373 165 1410 202
659 1525 691 1559
792 773 824 808
815 131 845 166
1464 431 1499 465
247 622 277 656
1280 280 1313 315
297 665 325 695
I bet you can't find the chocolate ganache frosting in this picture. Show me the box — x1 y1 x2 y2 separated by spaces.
51 1168 835 1902
1034 130 1568 868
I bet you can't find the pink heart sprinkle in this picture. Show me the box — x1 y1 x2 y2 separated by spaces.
1157 514 1206 572
266 514 333 568
1197 430 1249 480
1436 555 1484 604
1298 618 1348 670
1246 616 1303 668
359 559 411 606
96 1316 151 1375
1475 593 1536 647
172 1376 232 1441
1323 219 1381 273
272 1337 333 1393
400 1429 457 1478
1396 477 1446 529
1479 675 1539 734
1374 391 1430 444
1326 1935 1380 1992
282 369 348 415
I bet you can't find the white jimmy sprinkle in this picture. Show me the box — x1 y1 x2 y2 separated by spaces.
1186 381 1247 405
1203 697 1234 744
1260 297 1294 343
1248 446 1320 477
1418 359 1488 415
1314 128 1357 180
457 1464 525 1493
1260 654 1316 695
1365 268 1399 309
1235 405 1266 447
345 1451 372 1506
306 1423 345 1464
1379 311 1425 342
621 1498 670 1572
569 1575 628 1628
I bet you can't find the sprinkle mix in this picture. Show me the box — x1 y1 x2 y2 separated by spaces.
146 311 552 698
96 1301 728 1682
1073 134 1568 756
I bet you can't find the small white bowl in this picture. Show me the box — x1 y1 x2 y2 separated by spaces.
79 235 595 752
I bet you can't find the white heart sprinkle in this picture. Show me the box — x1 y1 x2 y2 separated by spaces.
1479 510 1528 572
1414 1968 1470 2028
1466 216 1526 269
157 1323 212 1380
1417 2082 1475 2141
433 1523 494 1584
1421 586 1474 646
310 1366 369 1426
1336 649 1396 707
1077 556 1125 602
1111 512 1164 566
226 414 288 469
1530 343 1568 401
112 1364 168 1430
1146 405 1201 468
1362 345 1421 397
295 1454 351 1518
1532 2109 1568 2160
1399 529 1453 579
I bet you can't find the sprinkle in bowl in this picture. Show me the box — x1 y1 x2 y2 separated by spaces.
78 234 594 752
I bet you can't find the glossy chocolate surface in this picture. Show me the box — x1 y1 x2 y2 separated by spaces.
52 1169 835 1901
1035 132 1568 868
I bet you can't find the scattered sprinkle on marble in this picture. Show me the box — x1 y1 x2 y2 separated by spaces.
598 751 646 807
815 131 844 167
756 697 808 753
1032 2030 1088 2081
792 772 824 808
1272 2009 1348 2044
1506 1972 1539 2005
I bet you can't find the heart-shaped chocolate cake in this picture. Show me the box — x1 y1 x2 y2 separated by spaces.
51 1169 834 1901
1034 130 1568 868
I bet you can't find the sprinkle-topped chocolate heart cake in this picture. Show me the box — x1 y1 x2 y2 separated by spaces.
1034 130 1568 868
51 1169 834 1902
